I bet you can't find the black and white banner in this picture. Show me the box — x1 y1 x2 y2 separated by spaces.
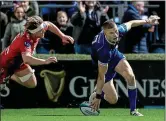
1 60 165 108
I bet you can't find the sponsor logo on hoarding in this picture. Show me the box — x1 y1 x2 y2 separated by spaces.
69 76 165 98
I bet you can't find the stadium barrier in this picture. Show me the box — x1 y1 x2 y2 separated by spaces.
1 54 165 108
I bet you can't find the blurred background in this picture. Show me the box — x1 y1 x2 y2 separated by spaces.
0 0 165 112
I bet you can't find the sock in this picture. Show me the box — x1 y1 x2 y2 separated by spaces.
128 85 137 112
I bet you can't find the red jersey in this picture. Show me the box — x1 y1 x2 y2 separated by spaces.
0 21 49 68
0 22 49 83
1 32 39 68
0 32 39 83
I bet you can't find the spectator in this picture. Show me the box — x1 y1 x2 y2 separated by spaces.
36 11 74 54
0 12 8 26
18 0 39 17
71 1 109 54
0 12 8 38
1 5 26 50
149 11 165 53
0 12 8 51
30 1 39 16
55 1 78 18
122 1 155 53
40 1 77 21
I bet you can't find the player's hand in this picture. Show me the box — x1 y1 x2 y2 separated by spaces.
61 35 74 45
45 57 57 64
147 15 160 25
90 98 101 112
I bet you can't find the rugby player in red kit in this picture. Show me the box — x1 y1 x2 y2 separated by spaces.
0 16 74 90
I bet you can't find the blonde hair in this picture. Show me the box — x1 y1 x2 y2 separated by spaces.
25 16 43 31
102 19 116 30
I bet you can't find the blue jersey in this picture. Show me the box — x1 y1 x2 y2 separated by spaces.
91 24 128 81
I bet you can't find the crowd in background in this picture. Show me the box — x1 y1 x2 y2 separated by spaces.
0 1 165 54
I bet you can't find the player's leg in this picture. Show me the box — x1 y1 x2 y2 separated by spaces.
90 50 119 105
115 59 143 116
89 80 118 104
10 64 37 88
102 80 118 104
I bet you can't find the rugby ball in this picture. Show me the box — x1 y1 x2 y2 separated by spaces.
79 101 100 116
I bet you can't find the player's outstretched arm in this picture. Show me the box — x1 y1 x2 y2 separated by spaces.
45 21 74 45
91 63 108 111
22 53 57 66
96 63 108 94
124 15 160 31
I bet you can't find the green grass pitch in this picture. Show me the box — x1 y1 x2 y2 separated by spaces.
1 108 165 121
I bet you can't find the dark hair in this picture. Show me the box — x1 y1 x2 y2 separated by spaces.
25 16 43 30
102 19 116 30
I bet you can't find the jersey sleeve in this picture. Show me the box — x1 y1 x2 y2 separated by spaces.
117 24 128 37
97 50 109 66
20 40 32 54
91 33 110 66
92 42 109 66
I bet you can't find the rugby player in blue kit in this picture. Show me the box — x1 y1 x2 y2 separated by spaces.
80 15 160 116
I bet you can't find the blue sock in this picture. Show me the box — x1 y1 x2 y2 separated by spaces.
128 88 137 112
